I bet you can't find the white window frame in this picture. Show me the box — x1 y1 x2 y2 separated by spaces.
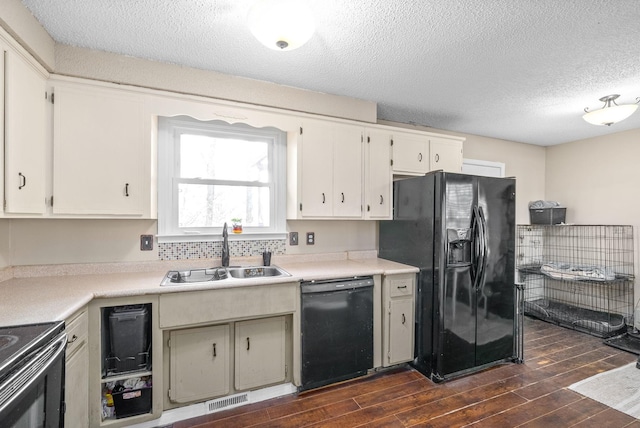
157 116 287 242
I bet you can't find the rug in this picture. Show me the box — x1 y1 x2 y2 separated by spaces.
569 362 640 419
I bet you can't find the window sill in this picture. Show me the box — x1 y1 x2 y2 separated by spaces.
158 232 288 244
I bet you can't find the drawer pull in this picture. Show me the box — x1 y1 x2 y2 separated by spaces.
397 285 408 289
67 334 78 344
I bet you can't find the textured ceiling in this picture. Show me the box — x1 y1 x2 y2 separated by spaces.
20 0 640 146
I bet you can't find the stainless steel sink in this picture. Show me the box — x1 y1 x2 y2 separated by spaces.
227 266 291 279
160 265 290 286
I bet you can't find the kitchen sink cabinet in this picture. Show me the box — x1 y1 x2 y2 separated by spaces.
2 44 48 215
364 128 393 219
235 316 287 391
382 273 415 367
392 131 464 175
51 79 150 216
168 324 230 403
65 308 89 428
288 120 363 219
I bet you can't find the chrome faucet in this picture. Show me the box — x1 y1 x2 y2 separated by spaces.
221 222 230 267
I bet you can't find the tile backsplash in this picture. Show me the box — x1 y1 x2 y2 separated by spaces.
158 239 286 261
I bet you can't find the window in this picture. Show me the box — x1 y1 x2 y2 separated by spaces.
158 116 286 241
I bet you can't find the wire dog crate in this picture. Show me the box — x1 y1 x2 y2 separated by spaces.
516 225 634 337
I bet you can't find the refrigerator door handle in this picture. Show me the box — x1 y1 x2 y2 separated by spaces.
476 206 488 290
472 206 487 291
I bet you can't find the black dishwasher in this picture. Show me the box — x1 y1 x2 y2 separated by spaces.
300 276 374 391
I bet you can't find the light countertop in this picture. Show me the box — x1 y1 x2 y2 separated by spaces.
0 253 418 327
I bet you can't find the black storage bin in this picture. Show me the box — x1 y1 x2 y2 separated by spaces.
108 305 150 373
529 207 566 225
112 386 152 419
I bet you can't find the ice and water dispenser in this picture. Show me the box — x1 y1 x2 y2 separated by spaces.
447 228 472 266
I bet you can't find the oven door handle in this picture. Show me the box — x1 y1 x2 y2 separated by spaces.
0 332 67 415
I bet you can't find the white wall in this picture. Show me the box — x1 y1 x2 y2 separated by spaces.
546 128 640 307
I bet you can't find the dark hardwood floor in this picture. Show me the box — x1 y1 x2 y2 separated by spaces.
173 317 640 427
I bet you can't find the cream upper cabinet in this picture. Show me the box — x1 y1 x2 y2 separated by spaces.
169 324 230 403
392 131 464 175
391 132 429 175
235 316 286 391
3 47 47 214
290 120 363 219
52 81 148 216
429 136 463 173
364 128 392 219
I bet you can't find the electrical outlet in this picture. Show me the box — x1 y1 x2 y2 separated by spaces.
140 234 153 251
306 232 315 245
289 231 299 246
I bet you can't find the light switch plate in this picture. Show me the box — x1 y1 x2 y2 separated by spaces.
289 232 298 246
140 234 153 251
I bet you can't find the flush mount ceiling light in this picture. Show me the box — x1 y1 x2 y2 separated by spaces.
247 0 315 51
582 94 640 126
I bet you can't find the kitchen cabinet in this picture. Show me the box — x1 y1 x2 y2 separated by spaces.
382 273 415 366
392 131 464 175
65 308 89 428
392 132 429 175
52 80 148 216
89 297 161 428
3 46 47 214
235 316 286 391
168 325 230 403
429 136 463 173
364 128 392 219
289 120 363 219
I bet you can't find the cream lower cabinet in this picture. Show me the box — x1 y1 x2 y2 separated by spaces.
382 274 415 367
65 309 89 428
235 316 286 391
168 325 230 403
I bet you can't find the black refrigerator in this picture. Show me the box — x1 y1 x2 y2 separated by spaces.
379 171 517 382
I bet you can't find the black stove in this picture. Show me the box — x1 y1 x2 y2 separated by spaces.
0 321 65 380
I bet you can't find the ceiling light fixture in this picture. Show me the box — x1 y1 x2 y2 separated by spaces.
582 94 640 126
247 0 315 51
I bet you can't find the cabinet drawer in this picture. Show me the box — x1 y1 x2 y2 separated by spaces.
66 309 88 359
388 275 414 298
159 283 297 328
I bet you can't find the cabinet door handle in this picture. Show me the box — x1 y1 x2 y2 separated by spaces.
435 153 440 163
213 343 217 357
67 334 78 344
322 193 325 204
18 173 26 190
418 153 423 162
246 337 250 351
379 195 384 205
402 314 406 324
341 192 345 203
125 183 130 197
